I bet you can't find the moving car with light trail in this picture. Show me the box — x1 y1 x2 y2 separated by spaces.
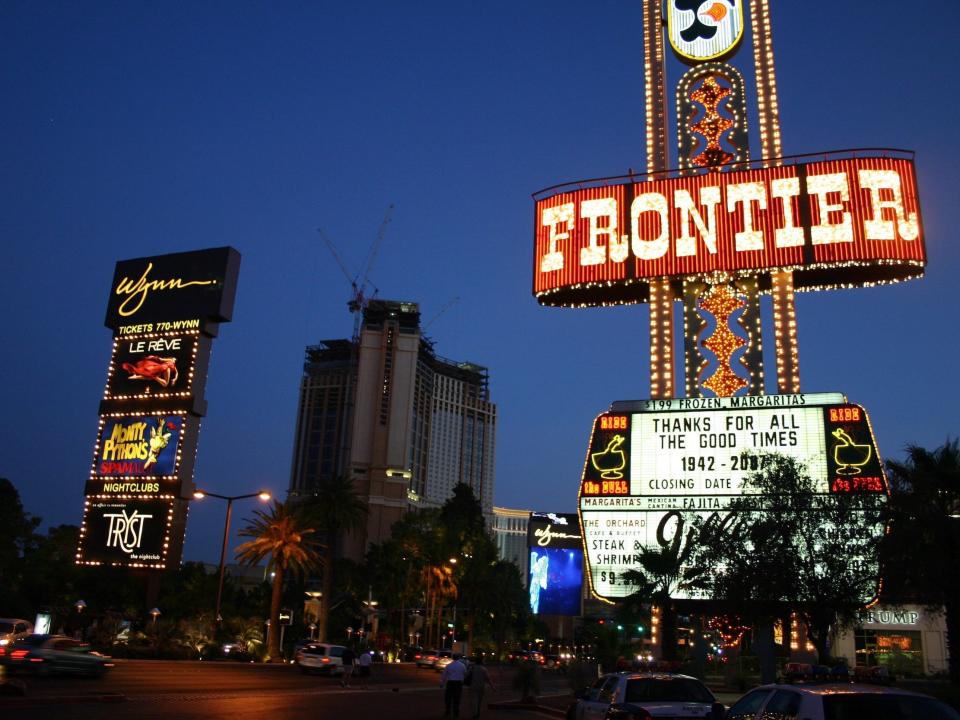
0 634 113 677
0 619 32 647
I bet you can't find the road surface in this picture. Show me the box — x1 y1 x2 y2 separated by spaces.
0 660 573 719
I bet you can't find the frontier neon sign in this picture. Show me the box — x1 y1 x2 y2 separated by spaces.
533 155 924 307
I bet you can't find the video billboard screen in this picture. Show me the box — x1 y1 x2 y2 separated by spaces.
578 393 887 601
77 498 175 567
528 546 584 616
94 415 184 477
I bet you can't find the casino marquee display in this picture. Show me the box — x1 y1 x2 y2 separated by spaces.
578 393 887 602
76 247 240 570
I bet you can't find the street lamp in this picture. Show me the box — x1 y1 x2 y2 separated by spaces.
192 488 271 627
74 599 87 641
150 607 161 626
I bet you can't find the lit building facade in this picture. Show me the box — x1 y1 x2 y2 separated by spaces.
492 506 531 580
289 299 497 559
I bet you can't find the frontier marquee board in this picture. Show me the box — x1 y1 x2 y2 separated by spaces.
533 155 924 307
578 393 886 601
76 247 240 569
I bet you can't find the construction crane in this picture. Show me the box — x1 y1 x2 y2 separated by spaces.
423 296 460 333
318 204 394 340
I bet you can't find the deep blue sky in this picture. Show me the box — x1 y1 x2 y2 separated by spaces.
2 1 956 564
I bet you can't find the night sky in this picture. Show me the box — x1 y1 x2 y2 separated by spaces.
2 1 956 565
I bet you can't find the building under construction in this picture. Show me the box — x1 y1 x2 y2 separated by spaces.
289 299 497 560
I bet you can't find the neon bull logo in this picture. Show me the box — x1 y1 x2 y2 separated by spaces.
832 429 872 476
104 509 153 554
591 435 626 479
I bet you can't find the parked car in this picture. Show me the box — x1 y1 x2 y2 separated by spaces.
571 672 722 720
508 648 546 665
724 683 960 719
0 634 113 677
294 642 345 675
0 619 32 647
852 663 893 685
545 654 568 670
400 645 423 662
507 648 531 663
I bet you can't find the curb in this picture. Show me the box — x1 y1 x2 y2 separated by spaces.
0 693 127 707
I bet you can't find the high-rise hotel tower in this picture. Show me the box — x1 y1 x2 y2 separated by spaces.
289 300 497 559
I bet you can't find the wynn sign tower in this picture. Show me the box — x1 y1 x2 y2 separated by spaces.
531 3 926 607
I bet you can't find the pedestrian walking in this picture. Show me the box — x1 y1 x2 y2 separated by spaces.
440 653 468 718
340 646 356 687
466 655 496 719
358 649 373 688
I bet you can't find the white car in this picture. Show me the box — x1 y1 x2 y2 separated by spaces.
433 650 456 672
0 619 32 647
574 672 722 720
294 643 345 675
724 682 960 720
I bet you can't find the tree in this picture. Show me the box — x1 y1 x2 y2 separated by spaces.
363 538 418 647
691 453 885 673
298 476 367 642
0 478 40 611
236 500 321 661
478 559 528 655
885 439 960 683
622 542 705 663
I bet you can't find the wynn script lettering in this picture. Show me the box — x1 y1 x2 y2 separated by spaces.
115 263 217 317
534 525 582 546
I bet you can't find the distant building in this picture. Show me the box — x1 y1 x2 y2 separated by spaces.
289 299 497 559
492 506 531 580
201 562 270 592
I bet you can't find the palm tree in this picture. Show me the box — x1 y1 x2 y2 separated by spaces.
622 544 699 663
298 476 367 642
422 561 458 647
236 500 321 661
886 440 960 682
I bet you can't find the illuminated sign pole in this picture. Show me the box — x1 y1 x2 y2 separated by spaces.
530 0 929 657
76 247 240 571
643 0 674 399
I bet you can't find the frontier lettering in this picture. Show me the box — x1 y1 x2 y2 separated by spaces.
537 164 920 280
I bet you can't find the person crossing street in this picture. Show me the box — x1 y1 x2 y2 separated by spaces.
440 653 468 718
340 646 356 687
358 648 373 688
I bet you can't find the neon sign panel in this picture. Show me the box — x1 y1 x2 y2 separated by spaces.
533 155 924 307
577 393 887 601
